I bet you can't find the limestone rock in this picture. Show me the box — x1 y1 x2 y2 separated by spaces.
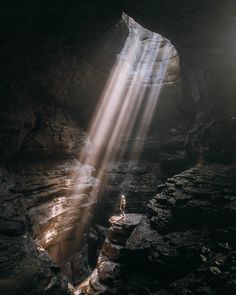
147 164 236 232
0 159 99 293
21 110 92 158
76 214 142 294
107 164 236 294
102 239 124 261
95 160 162 224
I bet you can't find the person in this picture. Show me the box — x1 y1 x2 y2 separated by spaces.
119 195 126 219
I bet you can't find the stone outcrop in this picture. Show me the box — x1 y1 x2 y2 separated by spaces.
108 164 236 294
0 163 67 294
74 164 236 294
0 107 91 159
147 164 236 233
95 160 162 222
76 214 142 295
0 158 99 293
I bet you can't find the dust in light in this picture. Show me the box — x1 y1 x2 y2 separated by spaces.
80 13 173 184
43 13 175 264
69 14 175 254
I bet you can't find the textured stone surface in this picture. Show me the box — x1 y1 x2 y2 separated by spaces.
1 1 236 294
147 164 236 233
105 164 236 294
102 214 142 261
0 165 68 294
108 214 142 246
76 214 142 294
94 160 162 224
76 164 236 294
0 159 99 293
1 1 236 159
0 6 127 159
124 1 236 115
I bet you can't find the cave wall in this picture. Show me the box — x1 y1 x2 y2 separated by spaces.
124 0 236 162
0 2 127 293
0 3 127 159
0 161 68 295
1 1 236 164
2 1 236 164
1 1 236 294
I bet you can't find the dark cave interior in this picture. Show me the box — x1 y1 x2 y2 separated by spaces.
1 1 236 295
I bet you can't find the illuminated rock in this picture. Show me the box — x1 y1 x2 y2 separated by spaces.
75 214 142 294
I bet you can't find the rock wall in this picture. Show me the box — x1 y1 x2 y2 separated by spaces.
0 3 127 159
1 0 235 164
0 157 100 293
1 1 236 294
124 0 236 162
76 214 143 295
122 164 236 294
0 3 127 293
0 162 66 294
85 164 236 294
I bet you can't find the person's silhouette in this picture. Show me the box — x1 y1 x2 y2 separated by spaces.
120 195 126 219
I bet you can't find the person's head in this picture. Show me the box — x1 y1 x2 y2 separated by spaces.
121 194 125 199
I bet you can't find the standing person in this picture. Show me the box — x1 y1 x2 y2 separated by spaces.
120 195 126 219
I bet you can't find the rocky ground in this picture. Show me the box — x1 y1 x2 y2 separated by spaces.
123 164 236 295
78 163 236 295
75 214 143 295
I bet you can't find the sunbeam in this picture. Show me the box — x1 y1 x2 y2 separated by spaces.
68 16 176 262
68 19 176 287
42 13 177 285
80 14 173 183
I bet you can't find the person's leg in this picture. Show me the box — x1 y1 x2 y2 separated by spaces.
121 205 125 218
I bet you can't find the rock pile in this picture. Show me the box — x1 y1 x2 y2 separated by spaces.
118 164 236 294
76 214 142 295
